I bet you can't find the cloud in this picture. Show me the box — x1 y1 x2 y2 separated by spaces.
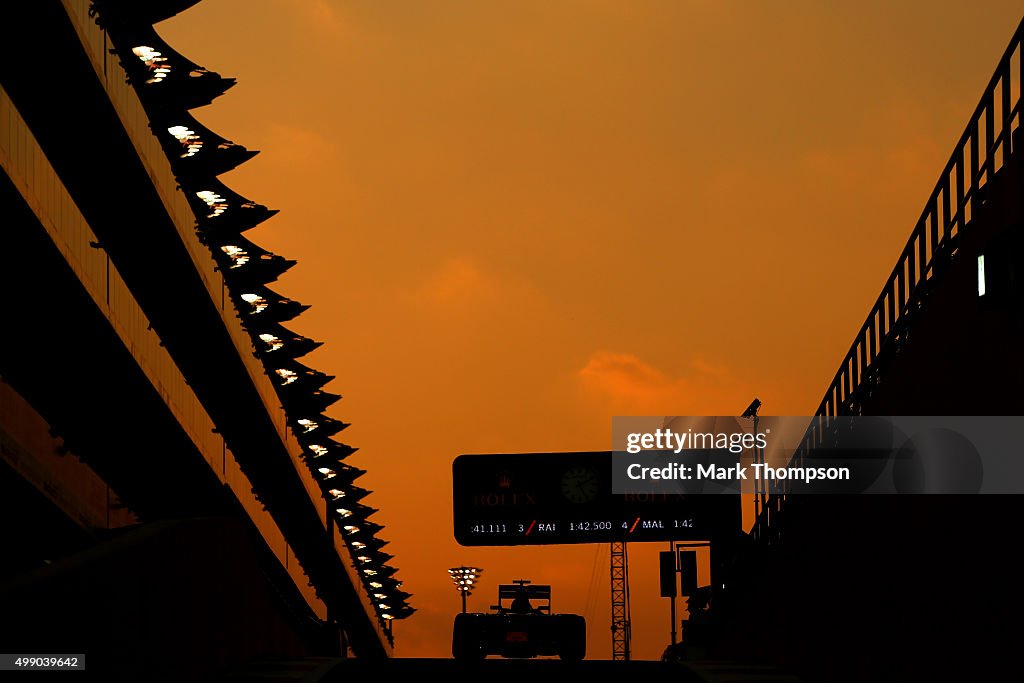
578 352 671 402
416 258 497 307
577 351 750 415
260 123 336 166
411 257 547 321
798 97 947 198
274 0 347 37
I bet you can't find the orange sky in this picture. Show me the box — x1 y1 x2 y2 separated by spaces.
162 1 1023 659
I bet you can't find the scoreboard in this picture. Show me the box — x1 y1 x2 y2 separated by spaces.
453 451 741 546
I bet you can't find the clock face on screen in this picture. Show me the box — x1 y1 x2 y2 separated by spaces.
561 466 599 503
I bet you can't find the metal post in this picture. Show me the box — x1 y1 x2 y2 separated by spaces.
741 398 763 536
461 590 467 614
669 540 677 645
753 412 761 519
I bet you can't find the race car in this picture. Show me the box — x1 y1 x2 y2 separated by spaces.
452 580 586 662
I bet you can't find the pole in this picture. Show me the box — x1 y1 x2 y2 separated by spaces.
669 540 677 645
753 412 761 520
461 590 467 614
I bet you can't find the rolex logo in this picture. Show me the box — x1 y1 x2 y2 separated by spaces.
498 471 511 489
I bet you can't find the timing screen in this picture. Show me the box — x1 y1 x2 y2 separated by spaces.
452 451 741 546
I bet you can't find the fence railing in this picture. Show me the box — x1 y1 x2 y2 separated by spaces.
752 17 1023 541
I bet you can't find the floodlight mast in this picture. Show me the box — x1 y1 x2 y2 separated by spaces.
448 566 483 613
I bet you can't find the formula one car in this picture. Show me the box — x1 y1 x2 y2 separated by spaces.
452 580 586 662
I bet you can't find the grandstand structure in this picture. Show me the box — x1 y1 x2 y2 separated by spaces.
0 2 410 678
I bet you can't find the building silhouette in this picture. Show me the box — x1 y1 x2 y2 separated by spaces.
707 17 1024 683
0 2 409 679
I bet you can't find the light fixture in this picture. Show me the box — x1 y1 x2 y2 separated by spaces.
275 368 298 385
167 125 203 157
258 333 283 352
131 45 170 83
240 292 268 314
221 244 249 268
448 566 483 613
741 397 765 516
196 190 228 218
132 46 161 63
741 398 761 419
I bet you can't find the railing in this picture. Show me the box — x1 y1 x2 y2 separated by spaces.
752 17 1023 541
820 18 1022 419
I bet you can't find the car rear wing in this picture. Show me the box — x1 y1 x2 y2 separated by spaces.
495 584 552 612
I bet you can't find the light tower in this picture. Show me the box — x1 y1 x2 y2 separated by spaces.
448 566 483 613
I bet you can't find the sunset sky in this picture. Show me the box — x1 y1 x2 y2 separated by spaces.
162 1 1022 659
